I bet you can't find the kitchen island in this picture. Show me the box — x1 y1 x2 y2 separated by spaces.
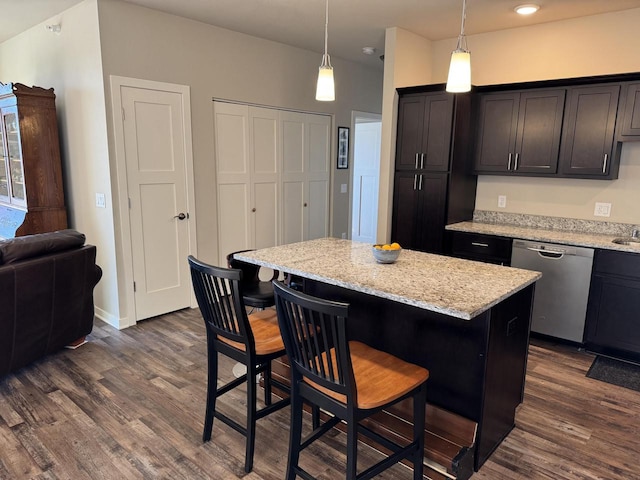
236 238 541 476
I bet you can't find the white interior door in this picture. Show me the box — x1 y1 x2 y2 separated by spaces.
281 111 330 243
214 102 251 266
306 118 330 240
121 85 193 321
351 115 381 243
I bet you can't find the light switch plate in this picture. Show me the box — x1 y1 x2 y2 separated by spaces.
340 183 347 194
594 202 611 217
95 192 106 208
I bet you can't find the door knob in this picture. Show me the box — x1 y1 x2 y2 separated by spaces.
174 213 187 220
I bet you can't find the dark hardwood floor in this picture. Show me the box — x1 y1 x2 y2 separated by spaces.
1 308 639 479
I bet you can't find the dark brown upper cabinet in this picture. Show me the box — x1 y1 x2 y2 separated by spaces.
396 92 454 172
558 84 621 179
619 82 640 139
474 89 565 175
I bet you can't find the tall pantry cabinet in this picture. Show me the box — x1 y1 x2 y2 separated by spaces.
0 83 67 238
391 86 476 254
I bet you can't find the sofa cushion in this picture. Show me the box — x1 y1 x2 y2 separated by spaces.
0 229 86 265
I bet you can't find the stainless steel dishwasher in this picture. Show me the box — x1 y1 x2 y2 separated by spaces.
511 239 594 343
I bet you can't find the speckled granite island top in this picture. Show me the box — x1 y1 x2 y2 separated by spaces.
236 238 540 321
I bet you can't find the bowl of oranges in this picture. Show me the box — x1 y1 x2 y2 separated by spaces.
372 242 402 264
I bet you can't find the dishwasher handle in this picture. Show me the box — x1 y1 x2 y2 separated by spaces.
526 246 565 259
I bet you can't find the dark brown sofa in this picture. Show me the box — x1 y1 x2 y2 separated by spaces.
0 229 102 376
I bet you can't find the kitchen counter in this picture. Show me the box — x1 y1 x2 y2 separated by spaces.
236 237 540 320
446 211 640 253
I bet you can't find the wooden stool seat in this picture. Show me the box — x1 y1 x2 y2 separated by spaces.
219 309 284 355
305 341 429 410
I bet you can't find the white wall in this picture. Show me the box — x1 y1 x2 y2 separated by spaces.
0 0 120 325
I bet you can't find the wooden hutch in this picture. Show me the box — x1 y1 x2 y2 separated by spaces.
0 83 67 238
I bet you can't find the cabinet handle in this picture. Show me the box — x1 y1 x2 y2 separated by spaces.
413 174 417 190
415 153 420 169
471 242 489 248
303 203 308 207
418 174 423 191
251 208 256 212
420 153 425 169
514 153 519 170
508 153 512 170
602 153 608 174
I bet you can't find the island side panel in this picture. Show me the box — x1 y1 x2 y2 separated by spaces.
476 283 534 469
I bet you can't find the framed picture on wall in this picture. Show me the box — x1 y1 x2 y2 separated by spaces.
337 126 349 169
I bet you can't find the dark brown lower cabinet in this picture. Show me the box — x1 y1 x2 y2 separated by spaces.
391 171 447 253
585 249 640 362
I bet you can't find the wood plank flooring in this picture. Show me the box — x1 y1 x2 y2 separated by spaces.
1 308 639 479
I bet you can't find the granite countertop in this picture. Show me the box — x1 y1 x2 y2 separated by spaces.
236 238 540 321
446 212 640 254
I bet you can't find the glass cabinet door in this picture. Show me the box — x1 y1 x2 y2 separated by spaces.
0 118 9 202
3 109 26 206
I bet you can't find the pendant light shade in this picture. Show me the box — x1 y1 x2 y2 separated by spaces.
446 0 471 93
316 0 335 101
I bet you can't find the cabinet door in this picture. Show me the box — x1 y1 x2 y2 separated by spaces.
2 109 26 207
416 173 448 254
586 274 640 356
391 171 421 249
474 93 518 173
559 85 620 177
513 90 565 174
0 118 9 203
420 94 454 171
395 96 425 170
620 82 640 138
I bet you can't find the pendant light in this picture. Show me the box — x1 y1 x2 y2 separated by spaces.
316 0 335 101
446 0 471 93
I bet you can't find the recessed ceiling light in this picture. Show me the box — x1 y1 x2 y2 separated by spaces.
514 4 540 15
362 47 376 55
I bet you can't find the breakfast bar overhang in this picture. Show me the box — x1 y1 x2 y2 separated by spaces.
236 238 541 474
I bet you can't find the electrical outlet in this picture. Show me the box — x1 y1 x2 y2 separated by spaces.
341 232 347 239
498 195 507 208
340 183 347 194
594 202 612 217
95 192 106 208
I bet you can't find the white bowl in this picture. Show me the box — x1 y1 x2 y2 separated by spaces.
372 246 401 264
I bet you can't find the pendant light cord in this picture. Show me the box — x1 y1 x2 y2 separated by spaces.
320 0 331 68
456 0 468 51
324 0 329 56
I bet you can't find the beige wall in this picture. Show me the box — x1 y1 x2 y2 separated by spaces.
97 0 383 269
429 8 640 224
1 0 382 327
0 0 120 325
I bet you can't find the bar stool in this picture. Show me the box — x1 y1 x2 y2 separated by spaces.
188 255 290 473
272 281 429 480
227 249 279 310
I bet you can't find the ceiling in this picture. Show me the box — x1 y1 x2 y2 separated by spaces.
3 0 640 69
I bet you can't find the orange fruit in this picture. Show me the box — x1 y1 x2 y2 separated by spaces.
382 244 392 250
390 242 401 250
